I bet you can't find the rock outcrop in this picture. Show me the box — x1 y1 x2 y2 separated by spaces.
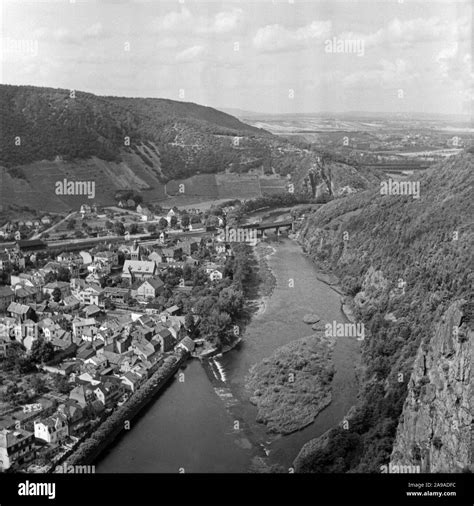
390 300 473 472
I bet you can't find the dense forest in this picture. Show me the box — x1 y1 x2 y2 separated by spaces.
296 152 473 472
0 84 280 182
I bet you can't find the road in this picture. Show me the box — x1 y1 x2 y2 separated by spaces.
32 211 77 240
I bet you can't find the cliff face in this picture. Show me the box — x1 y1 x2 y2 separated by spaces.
390 300 473 472
292 153 473 473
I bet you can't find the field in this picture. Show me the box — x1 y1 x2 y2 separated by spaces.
1 153 166 213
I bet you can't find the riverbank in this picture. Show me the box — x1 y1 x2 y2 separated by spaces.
66 351 187 467
246 333 336 435
298 246 356 323
249 242 277 317
96 237 360 473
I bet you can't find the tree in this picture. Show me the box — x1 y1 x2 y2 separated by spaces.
170 215 178 228
44 271 57 284
30 375 47 395
183 264 193 281
57 266 71 282
184 313 195 333
200 309 232 345
114 221 125 236
52 287 61 302
15 356 35 374
129 223 139 235
30 338 55 364
158 218 168 230
218 287 244 318
181 214 190 229
54 374 73 394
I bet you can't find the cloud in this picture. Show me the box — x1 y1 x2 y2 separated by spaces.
152 7 243 35
337 17 470 50
84 22 104 39
176 45 206 62
342 58 412 88
31 23 107 45
253 20 332 53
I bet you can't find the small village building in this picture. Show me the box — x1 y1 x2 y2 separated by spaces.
34 414 69 444
122 260 156 281
0 428 35 471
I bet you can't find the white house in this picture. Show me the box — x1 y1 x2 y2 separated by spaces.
34 414 69 444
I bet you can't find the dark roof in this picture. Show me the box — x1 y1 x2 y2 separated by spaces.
144 277 164 290
16 239 46 249
0 286 14 297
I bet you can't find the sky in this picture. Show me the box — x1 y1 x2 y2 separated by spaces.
0 0 472 116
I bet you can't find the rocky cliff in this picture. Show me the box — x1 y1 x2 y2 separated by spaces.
292 152 473 473
390 300 473 472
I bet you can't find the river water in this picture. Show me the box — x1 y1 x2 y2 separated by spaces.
97 237 359 473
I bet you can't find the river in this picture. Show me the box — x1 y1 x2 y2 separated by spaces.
97 237 359 473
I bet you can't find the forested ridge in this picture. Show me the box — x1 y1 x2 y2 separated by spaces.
296 153 473 472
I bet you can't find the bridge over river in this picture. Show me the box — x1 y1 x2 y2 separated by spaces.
240 219 294 237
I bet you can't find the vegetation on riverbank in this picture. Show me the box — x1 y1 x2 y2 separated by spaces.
246 333 335 434
295 154 473 472
65 352 186 466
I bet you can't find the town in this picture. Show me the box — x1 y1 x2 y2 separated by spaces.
0 200 259 472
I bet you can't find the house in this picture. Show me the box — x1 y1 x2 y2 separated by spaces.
72 318 98 339
50 333 74 353
7 302 36 323
93 381 122 408
63 295 81 310
148 251 163 267
116 334 132 354
208 268 224 281
57 401 85 434
166 209 176 223
84 304 102 318
189 222 204 231
138 207 153 221
76 283 104 307
12 285 38 304
85 354 108 370
122 260 156 281
176 239 199 256
0 428 35 471
43 281 71 300
79 251 93 265
156 328 175 352
94 250 118 266
120 372 142 392
0 252 11 271
131 277 164 301
0 286 15 312
177 336 195 353
103 287 130 305
164 305 180 316
133 339 157 361
69 385 94 409
34 414 69 444
80 204 91 218
40 216 51 225
38 320 62 341
162 247 179 263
